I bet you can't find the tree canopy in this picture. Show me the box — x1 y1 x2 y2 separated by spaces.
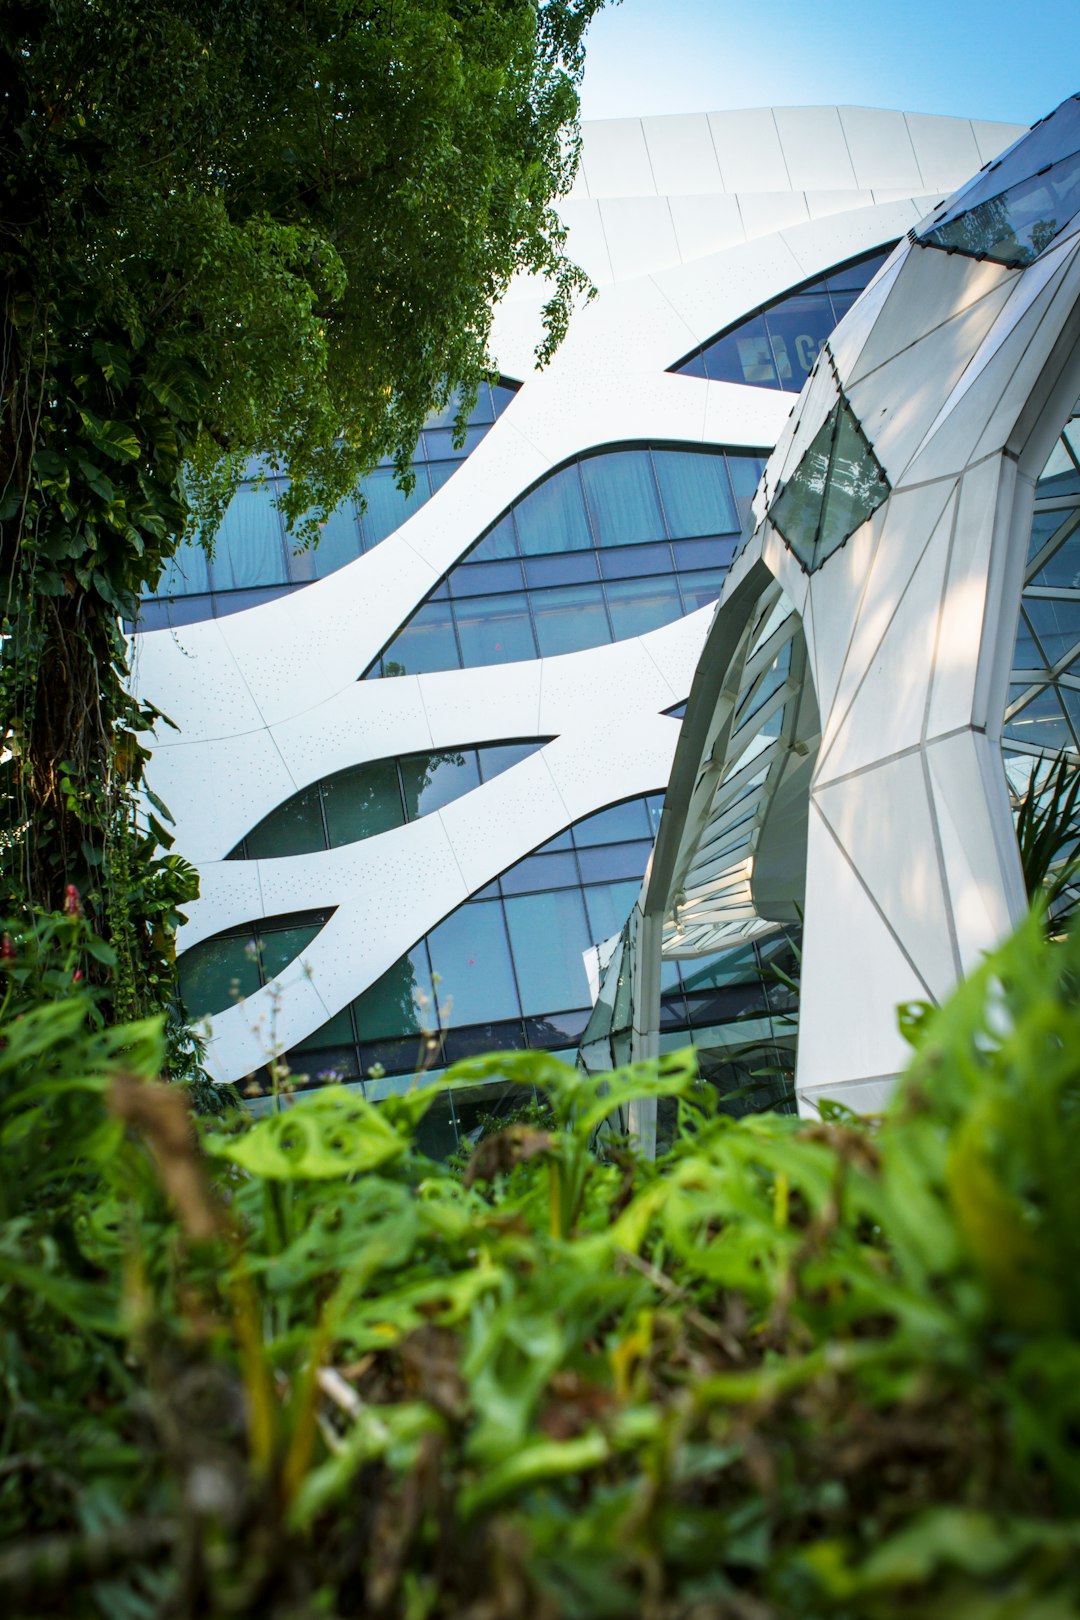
0 0 603 1020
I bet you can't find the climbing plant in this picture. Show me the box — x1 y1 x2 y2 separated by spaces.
0 0 602 1038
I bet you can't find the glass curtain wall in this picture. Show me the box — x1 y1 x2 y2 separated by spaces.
671 247 894 392
1005 393 1080 753
138 381 518 628
364 445 766 677
181 794 795 1118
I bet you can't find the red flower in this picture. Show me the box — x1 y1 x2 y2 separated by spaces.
64 884 82 918
1 933 15 961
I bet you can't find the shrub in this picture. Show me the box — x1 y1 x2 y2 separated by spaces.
2 910 1080 1616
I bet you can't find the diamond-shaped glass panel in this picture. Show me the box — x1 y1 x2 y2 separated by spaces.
771 396 889 572
920 97 1080 268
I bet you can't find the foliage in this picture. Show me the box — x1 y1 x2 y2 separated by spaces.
5 908 1080 1616
0 0 602 1020
1013 748 1080 928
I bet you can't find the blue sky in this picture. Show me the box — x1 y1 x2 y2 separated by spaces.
578 0 1079 129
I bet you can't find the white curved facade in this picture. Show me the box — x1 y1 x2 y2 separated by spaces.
131 105 1025 1093
590 96 1080 1125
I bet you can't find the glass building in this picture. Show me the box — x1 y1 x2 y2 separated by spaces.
131 104 1029 1145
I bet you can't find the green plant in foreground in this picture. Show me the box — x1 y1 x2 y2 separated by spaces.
3 909 1080 1616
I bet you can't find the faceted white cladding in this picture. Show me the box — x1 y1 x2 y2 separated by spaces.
129 105 1026 1085
625 100 1080 1117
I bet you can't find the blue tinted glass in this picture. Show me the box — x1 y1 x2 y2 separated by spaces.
449 560 524 596
672 536 737 570
576 840 653 883
491 382 519 416
1033 529 1080 588
580 451 665 546
427 461 457 493
646 795 665 835
514 464 592 555
598 542 672 579
679 568 729 613
825 248 891 291
360 466 430 545
604 575 684 638
573 798 651 845
353 946 435 1041
477 742 544 780
532 584 611 656
244 784 325 859
1004 685 1072 750
504 889 592 1015
763 294 832 389
703 315 776 387
382 601 459 675
155 533 210 597
454 594 537 666
214 484 287 588
678 351 709 380
468 511 519 560
428 901 520 1025
1026 597 1080 664
584 880 640 943
322 760 403 845
399 749 481 818
311 501 362 573
523 551 600 586
727 455 766 529
423 425 489 459
499 851 580 895
654 450 738 537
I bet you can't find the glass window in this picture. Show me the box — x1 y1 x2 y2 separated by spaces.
1032 527 1080 588
532 584 611 656
259 920 324 981
244 784 326 859
762 294 832 390
576 840 653 884
468 511 519 561
428 901 520 1026
523 1008 592 1047
727 455 767 531
514 464 591 556
523 551 600 586
573 797 652 845
449 560 524 596
499 850 580 895
399 749 481 819
1026 596 1080 665
292 1005 355 1052
214 484 287 589
702 315 774 387
604 575 684 639
504 889 593 1016
381 601 459 676
1004 686 1072 750
477 741 544 780
1012 609 1043 670
179 933 260 1019
454 594 537 666
322 760 404 846
679 568 729 613
923 144 1080 268
654 450 739 538
359 466 430 546
154 533 210 597
580 451 665 546
584 879 641 942
598 542 672 579
310 501 362 574
427 461 457 494
352 946 436 1041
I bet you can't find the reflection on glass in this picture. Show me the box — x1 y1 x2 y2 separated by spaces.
771 397 889 572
